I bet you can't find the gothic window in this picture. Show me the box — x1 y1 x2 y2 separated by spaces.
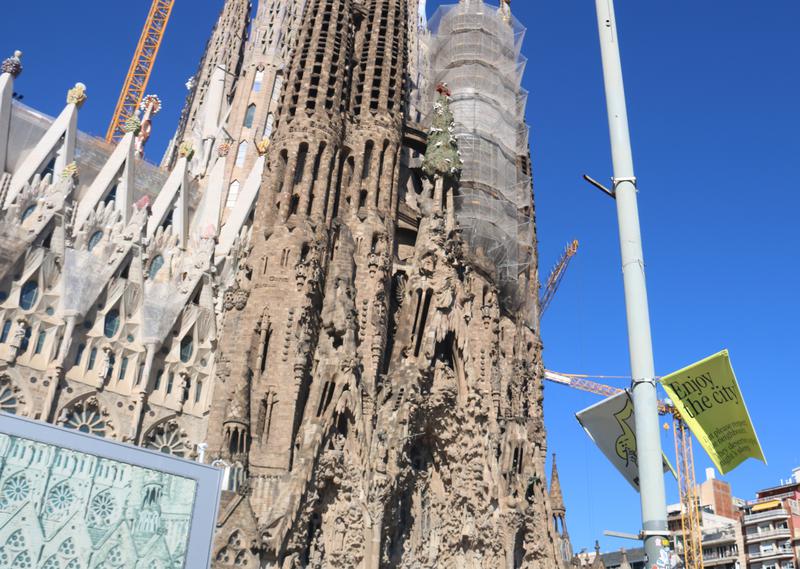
166 373 175 394
253 69 264 92
34 330 46 355
179 334 194 363
235 141 248 167
20 205 36 222
19 328 30 353
145 423 188 457
104 310 121 338
44 483 75 519
0 320 10 343
414 290 433 357
271 73 283 102
362 140 374 180
104 185 117 205
19 281 38 310
194 380 203 403
226 180 241 207
63 402 108 437
87 348 97 370
154 370 164 390
243 104 256 129
73 343 85 366
148 255 165 279
89 492 117 526
88 230 103 251
258 327 272 375
1 474 30 506
0 379 20 415
264 113 275 139
118 356 128 381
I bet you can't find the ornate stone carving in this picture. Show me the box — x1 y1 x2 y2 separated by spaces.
1 50 22 77
66 83 88 108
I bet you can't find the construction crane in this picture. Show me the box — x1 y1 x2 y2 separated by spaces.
540 240 579 316
106 0 175 143
544 370 704 569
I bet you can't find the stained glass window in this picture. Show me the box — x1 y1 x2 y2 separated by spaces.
118 357 128 381
34 331 46 355
0 320 11 343
20 205 36 222
104 310 120 338
19 281 38 310
88 231 103 251
236 141 248 167
179 335 193 363
63 405 107 437
243 104 256 129
74 344 85 366
253 70 264 92
148 255 165 280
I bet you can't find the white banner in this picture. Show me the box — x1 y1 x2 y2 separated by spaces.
576 391 674 491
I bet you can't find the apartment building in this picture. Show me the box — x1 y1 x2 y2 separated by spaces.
741 471 800 569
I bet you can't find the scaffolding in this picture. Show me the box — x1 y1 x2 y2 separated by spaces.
428 1 534 320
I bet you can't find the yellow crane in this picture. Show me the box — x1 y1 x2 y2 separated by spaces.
106 0 175 143
540 240 579 316
544 370 704 569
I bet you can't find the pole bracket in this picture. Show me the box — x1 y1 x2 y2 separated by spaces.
630 377 657 388
583 174 616 199
612 176 638 188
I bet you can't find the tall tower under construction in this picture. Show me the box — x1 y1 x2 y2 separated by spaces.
0 0 569 567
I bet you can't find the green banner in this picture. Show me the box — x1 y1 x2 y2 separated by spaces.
661 350 765 474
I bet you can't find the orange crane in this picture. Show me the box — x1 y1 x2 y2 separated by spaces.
106 0 175 143
544 370 704 569
540 240 579 316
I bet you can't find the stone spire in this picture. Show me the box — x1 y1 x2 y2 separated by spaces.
592 542 606 569
1 51 22 174
619 548 632 569
550 452 566 513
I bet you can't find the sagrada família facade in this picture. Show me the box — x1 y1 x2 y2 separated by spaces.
0 0 574 566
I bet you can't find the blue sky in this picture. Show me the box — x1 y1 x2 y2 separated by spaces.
4 0 800 555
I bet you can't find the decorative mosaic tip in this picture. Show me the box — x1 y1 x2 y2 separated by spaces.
217 142 232 157
140 94 162 115
135 195 151 210
60 162 78 181
1 50 23 78
178 141 195 160
124 115 142 135
255 138 270 156
422 86 463 180
66 83 88 108
500 0 512 24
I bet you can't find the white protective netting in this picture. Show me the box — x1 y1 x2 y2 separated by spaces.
427 1 535 320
